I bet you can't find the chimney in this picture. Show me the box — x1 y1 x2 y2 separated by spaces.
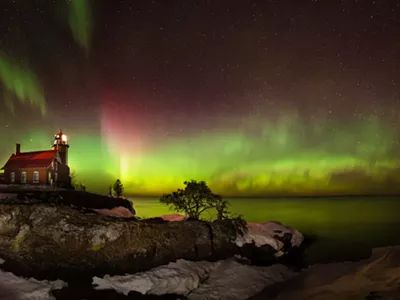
16 144 21 155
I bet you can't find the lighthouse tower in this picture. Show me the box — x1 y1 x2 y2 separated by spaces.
52 130 69 165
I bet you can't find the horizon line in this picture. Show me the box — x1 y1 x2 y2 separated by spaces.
126 193 400 199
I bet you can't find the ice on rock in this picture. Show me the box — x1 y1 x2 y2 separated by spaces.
92 220 304 298
188 259 297 300
93 259 217 296
235 221 303 255
93 258 297 299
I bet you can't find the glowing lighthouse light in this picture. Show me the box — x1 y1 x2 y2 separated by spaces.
62 134 68 143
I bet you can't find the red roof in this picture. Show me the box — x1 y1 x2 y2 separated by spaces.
1 150 57 170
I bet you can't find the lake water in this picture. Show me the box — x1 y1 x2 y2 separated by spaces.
131 196 400 264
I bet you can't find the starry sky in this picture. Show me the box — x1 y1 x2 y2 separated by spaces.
0 0 400 196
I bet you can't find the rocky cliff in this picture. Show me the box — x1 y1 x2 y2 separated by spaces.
0 191 303 287
0 201 238 282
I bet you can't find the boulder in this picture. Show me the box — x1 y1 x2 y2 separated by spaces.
235 221 304 265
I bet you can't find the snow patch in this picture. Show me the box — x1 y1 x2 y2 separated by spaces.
0 262 67 300
188 259 297 300
93 258 296 299
159 214 188 222
235 221 303 255
93 259 217 296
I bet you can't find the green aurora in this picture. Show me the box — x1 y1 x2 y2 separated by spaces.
1 113 399 196
1 1 399 196
68 0 92 54
0 54 46 116
0 0 91 116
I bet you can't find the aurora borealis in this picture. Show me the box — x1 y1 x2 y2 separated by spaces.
0 1 400 196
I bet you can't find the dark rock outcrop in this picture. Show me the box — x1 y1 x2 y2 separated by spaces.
53 287 186 300
0 189 135 215
249 246 400 300
0 192 303 292
0 202 239 282
59 190 135 215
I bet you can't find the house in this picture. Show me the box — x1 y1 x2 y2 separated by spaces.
1 130 71 187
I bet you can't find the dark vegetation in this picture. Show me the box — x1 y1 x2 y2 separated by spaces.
109 179 124 198
60 190 134 213
160 180 247 235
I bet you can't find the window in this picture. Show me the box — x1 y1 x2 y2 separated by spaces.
21 172 27 184
33 171 39 183
54 172 58 183
10 172 15 183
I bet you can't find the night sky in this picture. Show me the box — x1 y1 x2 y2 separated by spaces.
0 0 400 196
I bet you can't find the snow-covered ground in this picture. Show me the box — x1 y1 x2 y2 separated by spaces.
94 258 297 299
94 259 217 296
0 208 304 300
188 259 296 300
236 221 304 256
93 218 304 299
0 258 66 300
2 245 400 300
